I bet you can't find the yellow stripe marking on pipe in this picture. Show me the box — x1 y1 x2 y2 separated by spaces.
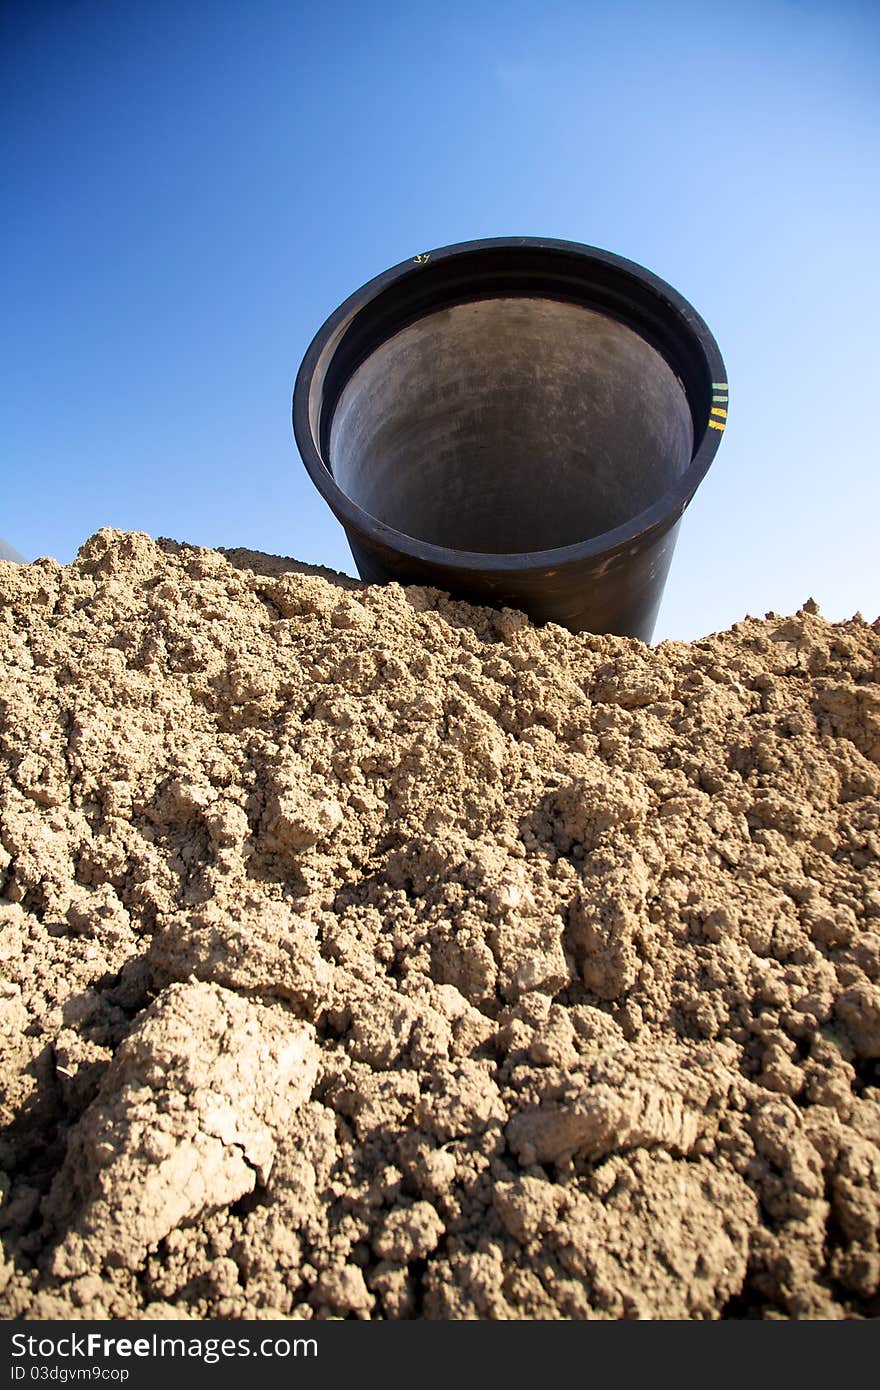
711 407 727 418
708 419 725 431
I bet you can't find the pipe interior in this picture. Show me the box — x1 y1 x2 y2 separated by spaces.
328 297 694 554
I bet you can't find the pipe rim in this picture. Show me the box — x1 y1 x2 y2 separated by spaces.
292 236 727 575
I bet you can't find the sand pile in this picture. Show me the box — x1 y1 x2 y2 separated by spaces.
0 528 878 1321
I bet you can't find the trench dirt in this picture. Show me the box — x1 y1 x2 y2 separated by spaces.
1 530 878 1319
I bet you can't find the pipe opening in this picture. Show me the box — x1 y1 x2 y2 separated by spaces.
328 297 694 554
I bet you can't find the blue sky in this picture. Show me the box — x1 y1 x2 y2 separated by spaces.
3 0 878 641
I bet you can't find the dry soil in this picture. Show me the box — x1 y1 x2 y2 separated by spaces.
1 529 878 1320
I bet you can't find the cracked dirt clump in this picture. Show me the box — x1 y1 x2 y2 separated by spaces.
1 528 879 1320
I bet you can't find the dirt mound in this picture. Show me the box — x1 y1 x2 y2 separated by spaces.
1 528 878 1320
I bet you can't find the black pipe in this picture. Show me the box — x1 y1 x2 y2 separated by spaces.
292 237 727 640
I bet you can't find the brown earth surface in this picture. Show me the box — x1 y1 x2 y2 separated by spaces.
1 528 878 1320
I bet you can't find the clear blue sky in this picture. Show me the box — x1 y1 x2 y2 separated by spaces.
3 0 878 641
